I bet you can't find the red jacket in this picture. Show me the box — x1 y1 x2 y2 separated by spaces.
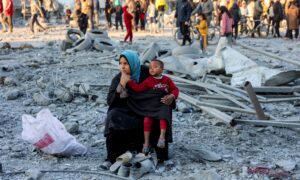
123 6 133 26
4 0 13 16
128 75 179 98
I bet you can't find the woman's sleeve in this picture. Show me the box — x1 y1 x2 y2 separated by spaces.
107 74 122 106
221 14 226 35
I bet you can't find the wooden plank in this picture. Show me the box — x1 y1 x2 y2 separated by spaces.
237 43 300 66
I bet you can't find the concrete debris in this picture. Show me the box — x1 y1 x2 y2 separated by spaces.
5 89 21 100
275 160 297 171
33 93 51 106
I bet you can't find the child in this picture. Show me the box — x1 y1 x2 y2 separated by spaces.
76 10 88 34
147 0 157 33
126 59 179 154
123 5 134 42
195 13 208 54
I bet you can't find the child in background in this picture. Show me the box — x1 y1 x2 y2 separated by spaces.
195 13 208 54
123 5 134 42
76 10 88 34
126 59 179 154
147 0 157 34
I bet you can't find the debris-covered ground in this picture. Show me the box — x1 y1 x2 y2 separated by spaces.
1 24 300 180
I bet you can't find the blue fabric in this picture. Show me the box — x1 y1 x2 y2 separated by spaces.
121 50 141 83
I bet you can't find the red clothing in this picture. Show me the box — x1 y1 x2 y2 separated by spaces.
123 5 133 41
4 0 13 16
0 0 3 13
128 75 179 98
123 6 133 26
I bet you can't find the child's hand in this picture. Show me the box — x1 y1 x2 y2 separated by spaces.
161 94 175 105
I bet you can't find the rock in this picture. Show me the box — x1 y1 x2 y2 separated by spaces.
185 169 222 180
177 102 187 112
54 89 73 102
79 83 90 94
36 77 48 89
6 89 20 100
4 77 17 86
189 145 222 162
23 99 33 106
33 93 51 106
0 42 11 49
65 122 80 134
19 43 34 49
25 169 43 180
275 160 296 171
12 145 24 152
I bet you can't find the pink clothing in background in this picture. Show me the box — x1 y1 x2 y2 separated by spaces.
221 13 233 36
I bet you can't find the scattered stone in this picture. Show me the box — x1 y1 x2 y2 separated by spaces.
54 89 73 102
4 77 17 86
79 83 90 94
189 145 222 162
275 160 296 171
23 99 33 106
12 144 24 152
185 169 222 180
0 42 11 49
65 122 80 134
5 89 20 100
33 93 51 106
19 43 34 49
25 169 43 180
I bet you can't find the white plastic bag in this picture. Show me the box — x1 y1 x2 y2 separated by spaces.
21 109 87 156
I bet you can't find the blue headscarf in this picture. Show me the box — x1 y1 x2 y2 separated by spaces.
120 50 141 83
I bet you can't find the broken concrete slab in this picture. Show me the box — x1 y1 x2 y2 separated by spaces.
5 89 21 100
33 93 51 106
275 160 297 171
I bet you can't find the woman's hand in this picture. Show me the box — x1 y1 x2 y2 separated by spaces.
120 72 131 88
161 94 175 105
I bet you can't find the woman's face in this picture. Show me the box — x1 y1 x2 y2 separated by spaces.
119 57 131 75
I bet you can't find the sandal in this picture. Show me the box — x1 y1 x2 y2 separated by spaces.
157 138 165 148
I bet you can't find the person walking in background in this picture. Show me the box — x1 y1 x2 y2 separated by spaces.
156 0 168 33
253 0 263 37
229 1 241 40
147 0 157 33
0 0 7 33
195 13 208 53
134 0 141 31
247 0 255 32
219 6 233 44
201 0 213 26
2 0 13 33
267 0 275 36
81 0 94 30
240 0 248 35
123 4 134 42
175 0 193 46
30 0 46 33
105 0 113 28
115 0 124 31
139 0 147 30
93 0 100 26
77 9 88 33
273 0 283 37
286 0 299 39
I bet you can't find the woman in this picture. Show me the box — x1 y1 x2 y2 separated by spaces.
101 50 174 169
219 6 233 44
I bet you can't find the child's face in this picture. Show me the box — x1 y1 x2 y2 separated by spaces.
199 15 204 20
149 61 163 76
